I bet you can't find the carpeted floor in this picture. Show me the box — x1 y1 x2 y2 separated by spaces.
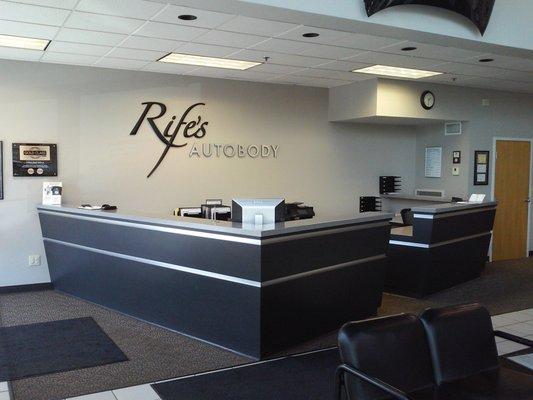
1 257 532 400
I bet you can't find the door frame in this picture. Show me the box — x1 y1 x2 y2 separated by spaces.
490 136 533 259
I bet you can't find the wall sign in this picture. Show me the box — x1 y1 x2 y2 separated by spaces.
12 143 58 177
130 102 279 178
474 150 489 185
425 146 442 178
363 0 495 35
0 141 3 200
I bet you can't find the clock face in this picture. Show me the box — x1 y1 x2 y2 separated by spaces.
421 90 435 110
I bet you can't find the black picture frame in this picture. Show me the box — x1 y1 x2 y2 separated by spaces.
474 150 489 185
0 141 3 200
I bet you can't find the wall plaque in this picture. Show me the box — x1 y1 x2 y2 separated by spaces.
12 143 58 177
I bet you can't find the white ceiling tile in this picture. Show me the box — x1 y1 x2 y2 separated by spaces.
430 61 503 78
47 41 112 56
141 61 197 74
250 63 304 74
120 36 186 52
106 47 165 61
309 77 352 88
173 42 239 58
230 49 327 67
293 68 369 81
55 28 127 46
418 73 476 85
7 0 77 8
194 30 265 48
41 51 100 65
221 69 277 80
333 33 404 51
153 5 234 29
0 46 42 60
461 54 533 72
313 60 371 72
95 57 149 70
299 44 364 60
76 0 164 20
0 19 59 39
276 26 350 44
0 1 70 25
347 51 443 69
217 16 298 37
378 41 485 63
490 69 533 83
64 11 144 34
250 38 317 56
136 21 208 41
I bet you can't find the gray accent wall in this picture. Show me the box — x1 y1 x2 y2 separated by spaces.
0 60 416 287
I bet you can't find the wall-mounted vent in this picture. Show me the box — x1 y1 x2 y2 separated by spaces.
445 121 462 135
415 188 445 198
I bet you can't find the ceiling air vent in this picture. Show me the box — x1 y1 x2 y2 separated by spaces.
445 121 462 135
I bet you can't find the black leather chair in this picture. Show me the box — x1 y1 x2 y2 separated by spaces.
400 208 414 226
336 304 533 400
336 314 438 400
420 303 533 400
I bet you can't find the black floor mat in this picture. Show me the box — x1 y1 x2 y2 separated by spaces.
152 348 340 400
0 317 128 380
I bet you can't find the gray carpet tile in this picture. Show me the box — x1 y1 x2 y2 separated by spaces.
0 291 249 400
1 258 532 400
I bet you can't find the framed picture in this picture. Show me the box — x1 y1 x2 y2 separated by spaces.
0 141 3 200
12 143 58 177
474 150 489 185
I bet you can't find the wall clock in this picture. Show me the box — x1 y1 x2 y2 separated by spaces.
421 90 435 110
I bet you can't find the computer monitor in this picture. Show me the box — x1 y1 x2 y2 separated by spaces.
231 198 285 224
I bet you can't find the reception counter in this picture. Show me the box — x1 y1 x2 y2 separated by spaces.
37 205 392 359
386 201 497 297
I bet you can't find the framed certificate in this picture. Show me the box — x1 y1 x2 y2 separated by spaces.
474 150 489 185
12 143 58 177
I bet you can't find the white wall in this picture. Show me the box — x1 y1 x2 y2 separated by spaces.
0 59 417 287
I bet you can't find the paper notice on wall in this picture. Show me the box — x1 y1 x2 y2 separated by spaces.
425 147 442 178
42 182 62 206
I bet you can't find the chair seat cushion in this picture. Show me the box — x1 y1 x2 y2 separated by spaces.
439 366 533 400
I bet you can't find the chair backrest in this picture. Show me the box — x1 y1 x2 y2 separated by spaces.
338 314 435 400
400 208 414 226
419 303 499 385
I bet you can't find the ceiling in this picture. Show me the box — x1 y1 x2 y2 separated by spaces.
0 0 533 93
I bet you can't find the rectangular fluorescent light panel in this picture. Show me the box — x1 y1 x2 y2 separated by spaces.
0 34 50 50
159 53 261 70
352 65 442 79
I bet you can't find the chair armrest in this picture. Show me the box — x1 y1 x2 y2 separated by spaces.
494 330 533 347
335 363 413 400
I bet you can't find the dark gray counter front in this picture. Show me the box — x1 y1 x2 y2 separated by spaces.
387 201 497 297
38 205 392 359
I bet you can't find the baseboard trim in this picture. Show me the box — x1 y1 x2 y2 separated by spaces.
0 282 53 294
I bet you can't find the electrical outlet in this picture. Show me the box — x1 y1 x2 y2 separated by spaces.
28 255 41 267
452 166 460 176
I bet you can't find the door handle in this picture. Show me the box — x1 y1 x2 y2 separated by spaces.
525 198 531 203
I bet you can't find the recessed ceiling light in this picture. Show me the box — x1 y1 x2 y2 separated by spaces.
0 34 50 50
401 46 417 51
302 32 319 38
352 65 442 79
478 58 494 63
178 14 197 21
158 53 261 70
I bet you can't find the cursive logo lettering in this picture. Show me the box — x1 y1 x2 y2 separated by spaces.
130 102 208 177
